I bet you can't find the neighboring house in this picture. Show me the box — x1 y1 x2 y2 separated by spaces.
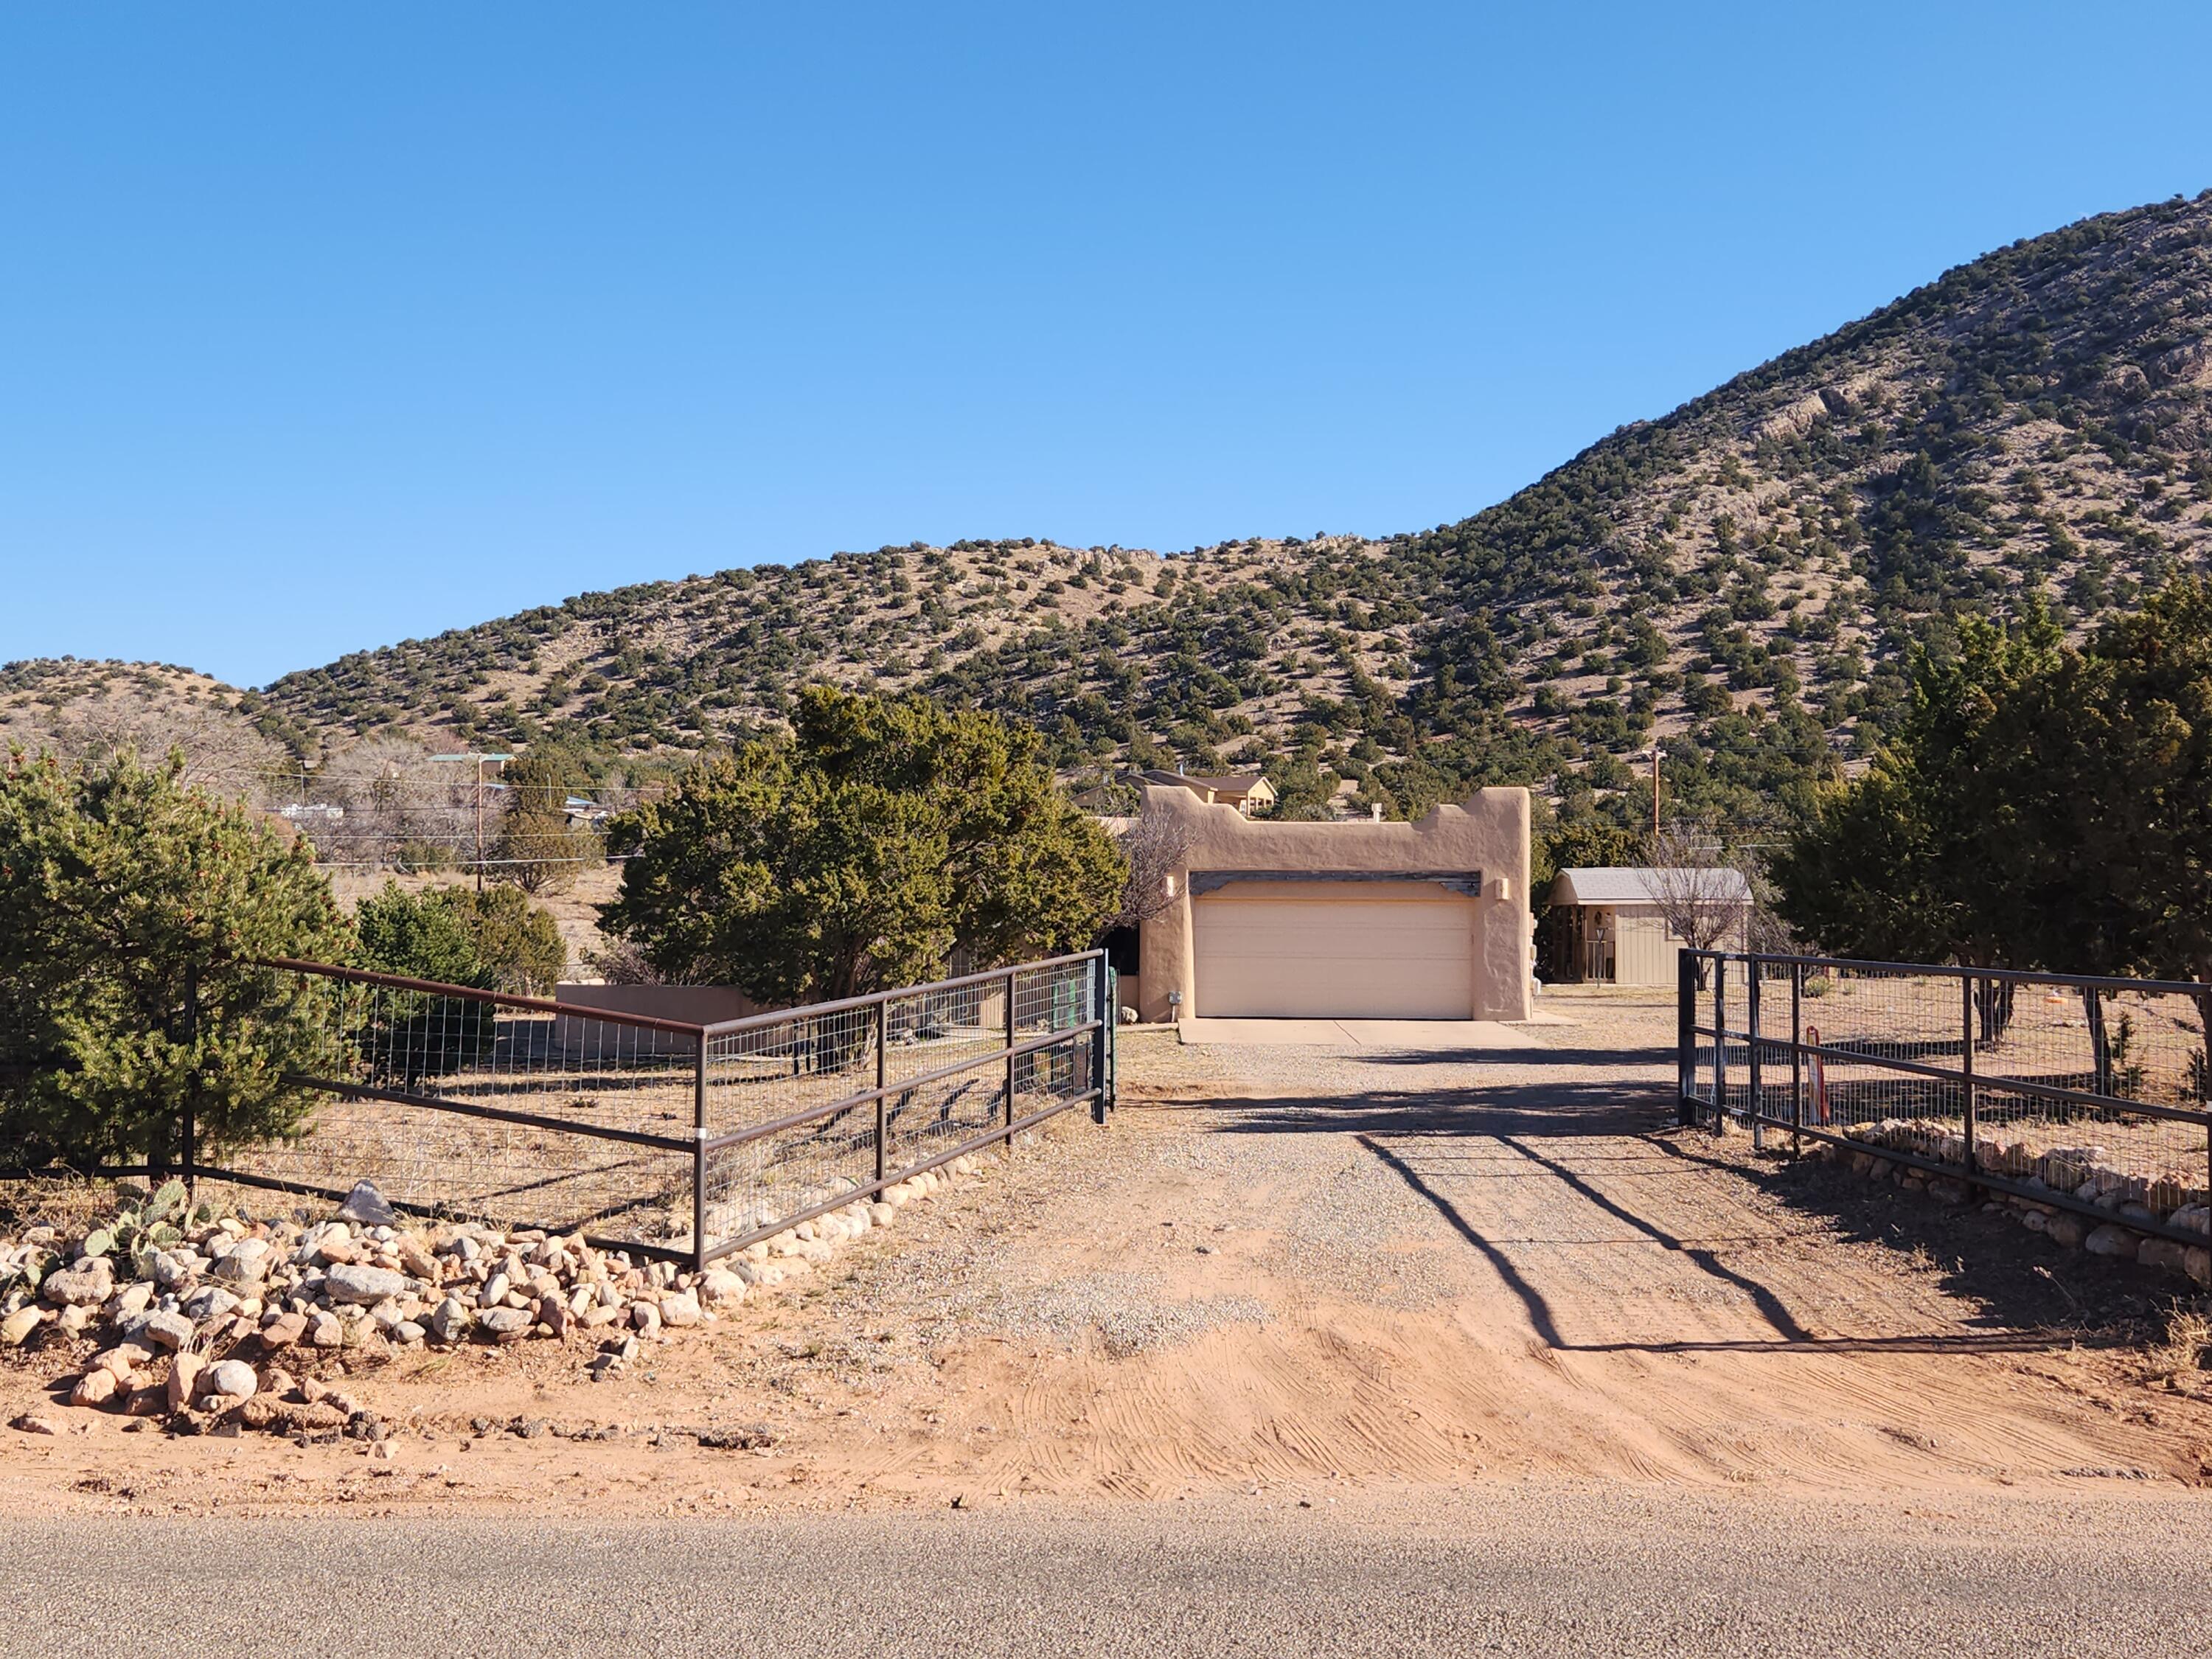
1132 783 1531 1023
1140 769 1278 817
1548 866 1752 987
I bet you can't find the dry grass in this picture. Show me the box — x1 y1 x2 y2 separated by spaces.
2144 1304 2212 1385
0 1176 147 1238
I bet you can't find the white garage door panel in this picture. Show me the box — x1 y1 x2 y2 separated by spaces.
1193 884 1475 1019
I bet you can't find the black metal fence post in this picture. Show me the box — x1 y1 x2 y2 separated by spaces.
692 1033 709 1273
181 959 199 1192
1961 973 1978 1181
1711 953 1727 1133
1004 965 1018 1146
874 1000 888 1183
1747 956 1764 1150
1790 963 1804 1158
1092 952 1110 1124
1677 948 1696 1125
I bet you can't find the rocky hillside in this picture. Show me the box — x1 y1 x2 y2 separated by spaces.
0 658 279 786
19 191 2212 827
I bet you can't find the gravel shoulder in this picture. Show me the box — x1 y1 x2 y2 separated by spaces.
4 988 2211 1517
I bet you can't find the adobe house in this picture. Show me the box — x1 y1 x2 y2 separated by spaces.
1548 866 1752 986
1139 769 1279 817
1133 783 1532 1023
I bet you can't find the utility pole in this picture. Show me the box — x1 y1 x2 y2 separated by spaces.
429 752 512 892
1649 743 1664 838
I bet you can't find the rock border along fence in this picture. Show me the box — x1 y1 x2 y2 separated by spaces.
28 951 1113 1272
1 1157 990 1433
1680 949 2212 1287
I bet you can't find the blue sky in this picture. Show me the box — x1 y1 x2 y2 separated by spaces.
5 3 2212 687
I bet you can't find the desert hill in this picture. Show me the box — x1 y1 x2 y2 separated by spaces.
14 191 2212 827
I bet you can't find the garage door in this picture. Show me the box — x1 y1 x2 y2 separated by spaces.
1192 880 1476 1019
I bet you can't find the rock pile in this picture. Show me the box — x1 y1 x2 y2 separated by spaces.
1 1155 983 1432
1826 1119 2212 1284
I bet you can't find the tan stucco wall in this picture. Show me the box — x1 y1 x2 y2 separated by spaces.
552 982 760 1054
1135 784 1531 1023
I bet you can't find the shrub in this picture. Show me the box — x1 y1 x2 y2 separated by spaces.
355 881 566 995
602 687 1124 1006
0 750 349 1167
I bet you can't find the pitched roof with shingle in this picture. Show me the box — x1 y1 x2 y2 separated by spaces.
1552 866 1753 905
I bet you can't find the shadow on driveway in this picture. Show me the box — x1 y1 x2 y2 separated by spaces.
1162 1074 2151 1354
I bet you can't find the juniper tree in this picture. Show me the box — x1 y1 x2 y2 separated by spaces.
600 687 1124 1009
0 748 349 1167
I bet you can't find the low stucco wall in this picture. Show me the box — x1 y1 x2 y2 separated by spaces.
552 982 762 1055
1135 785 1532 1023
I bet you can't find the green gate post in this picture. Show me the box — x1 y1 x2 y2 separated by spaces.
1093 954 1111 1124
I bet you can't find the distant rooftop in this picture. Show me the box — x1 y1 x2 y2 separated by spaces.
1553 866 1753 905
1141 769 1275 797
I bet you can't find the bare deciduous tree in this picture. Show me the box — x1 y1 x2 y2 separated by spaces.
1646 826 1752 982
316 737 468 868
582 936 664 985
9 698 283 796
1105 804 1192 931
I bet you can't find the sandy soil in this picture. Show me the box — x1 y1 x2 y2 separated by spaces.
6 990 2211 1519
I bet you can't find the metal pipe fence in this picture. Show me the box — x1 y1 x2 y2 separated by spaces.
1679 949 2212 1248
88 951 1111 1268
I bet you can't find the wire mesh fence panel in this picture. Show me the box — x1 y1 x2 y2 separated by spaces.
695 955 1104 1259
18 953 1107 1265
211 1093 696 1248
214 963 706 1252
1797 967 1972 1129
1683 950 2212 1245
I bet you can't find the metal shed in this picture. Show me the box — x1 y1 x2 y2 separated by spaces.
1549 866 1751 986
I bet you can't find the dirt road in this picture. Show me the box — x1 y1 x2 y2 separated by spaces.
4 988 2210 1515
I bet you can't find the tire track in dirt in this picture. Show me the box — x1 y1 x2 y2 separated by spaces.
814 1006 2212 1500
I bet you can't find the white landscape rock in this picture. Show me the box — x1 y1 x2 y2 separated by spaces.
1 1307 45 1347
111 1281 154 1320
699 1270 747 1305
181 1286 240 1324
212 1239 273 1285
2084 1223 2140 1259
426 1298 469 1344
659 1290 703 1328
336 1180 400 1228
204 1360 258 1401
41 1264 114 1307
324 1263 410 1306
14 1135 998 1431
131 1310 195 1352
478 1306 533 1344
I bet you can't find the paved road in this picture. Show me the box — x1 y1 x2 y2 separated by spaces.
4 1491 2207 1658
